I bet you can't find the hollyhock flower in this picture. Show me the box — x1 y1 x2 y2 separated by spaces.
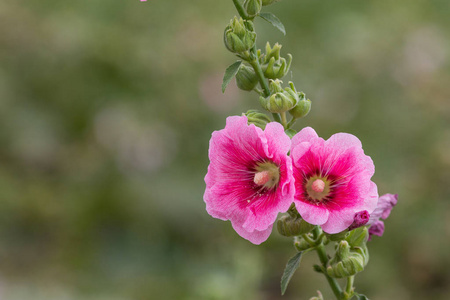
204 115 295 244
290 127 378 234
367 193 398 240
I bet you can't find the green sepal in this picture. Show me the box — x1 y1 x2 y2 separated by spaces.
294 236 313 252
236 64 259 91
354 294 370 300
224 17 257 53
324 230 349 242
222 61 242 93
281 251 303 295
244 0 262 17
259 12 286 35
245 110 271 129
277 215 315 237
346 226 369 248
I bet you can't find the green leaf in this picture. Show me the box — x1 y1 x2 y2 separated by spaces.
281 251 303 295
259 12 286 35
354 294 369 300
222 61 242 93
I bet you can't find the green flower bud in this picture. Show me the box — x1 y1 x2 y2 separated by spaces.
327 239 370 278
324 230 349 242
236 64 259 91
262 0 281 6
244 0 262 17
294 236 313 251
277 215 315 237
224 17 257 53
245 110 271 129
259 80 297 113
345 226 369 248
261 42 292 79
289 98 311 119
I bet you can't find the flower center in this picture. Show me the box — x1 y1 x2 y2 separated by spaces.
311 179 325 193
253 162 279 189
305 176 330 202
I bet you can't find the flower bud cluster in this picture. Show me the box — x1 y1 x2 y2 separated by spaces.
259 80 311 116
224 17 256 53
260 42 292 79
326 227 370 278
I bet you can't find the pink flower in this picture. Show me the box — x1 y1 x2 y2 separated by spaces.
367 193 398 240
204 116 295 244
290 127 378 234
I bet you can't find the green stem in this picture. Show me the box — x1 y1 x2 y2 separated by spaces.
249 48 270 97
280 112 287 128
272 113 282 123
287 117 296 129
344 276 354 299
232 0 249 19
311 227 342 300
316 244 343 300
248 46 282 123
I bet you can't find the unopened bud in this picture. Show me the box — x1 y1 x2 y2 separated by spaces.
346 226 369 247
327 252 365 278
294 236 313 251
277 215 315 237
260 80 297 113
348 210 370 231
224 17 257 53
245 110 271 129
288 88 311 119
236 64 259 91
244 0 262 17
261 43 292 79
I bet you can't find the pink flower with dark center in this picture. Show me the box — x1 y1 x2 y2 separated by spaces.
367 193 398 240
204 116 295 244
290 127 378 234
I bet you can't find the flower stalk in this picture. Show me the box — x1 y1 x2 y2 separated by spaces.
204 1 397 299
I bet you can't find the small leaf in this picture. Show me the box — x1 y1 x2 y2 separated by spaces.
355 294 369 300
222 61 242 93
281 251 303 295
259 12 286 35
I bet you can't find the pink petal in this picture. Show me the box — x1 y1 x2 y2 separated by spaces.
321 209 355 234
295 201 330 225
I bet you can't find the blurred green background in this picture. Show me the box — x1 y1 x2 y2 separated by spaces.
1 0 449 299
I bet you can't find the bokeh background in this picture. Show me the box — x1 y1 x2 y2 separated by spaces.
1 0 449 299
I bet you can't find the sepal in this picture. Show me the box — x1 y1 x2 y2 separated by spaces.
224 17 257 53
244 0 262 17
259 79 297 113
277 215 315 237
236 64 259 91
245 110 271 129
260 42 292 79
